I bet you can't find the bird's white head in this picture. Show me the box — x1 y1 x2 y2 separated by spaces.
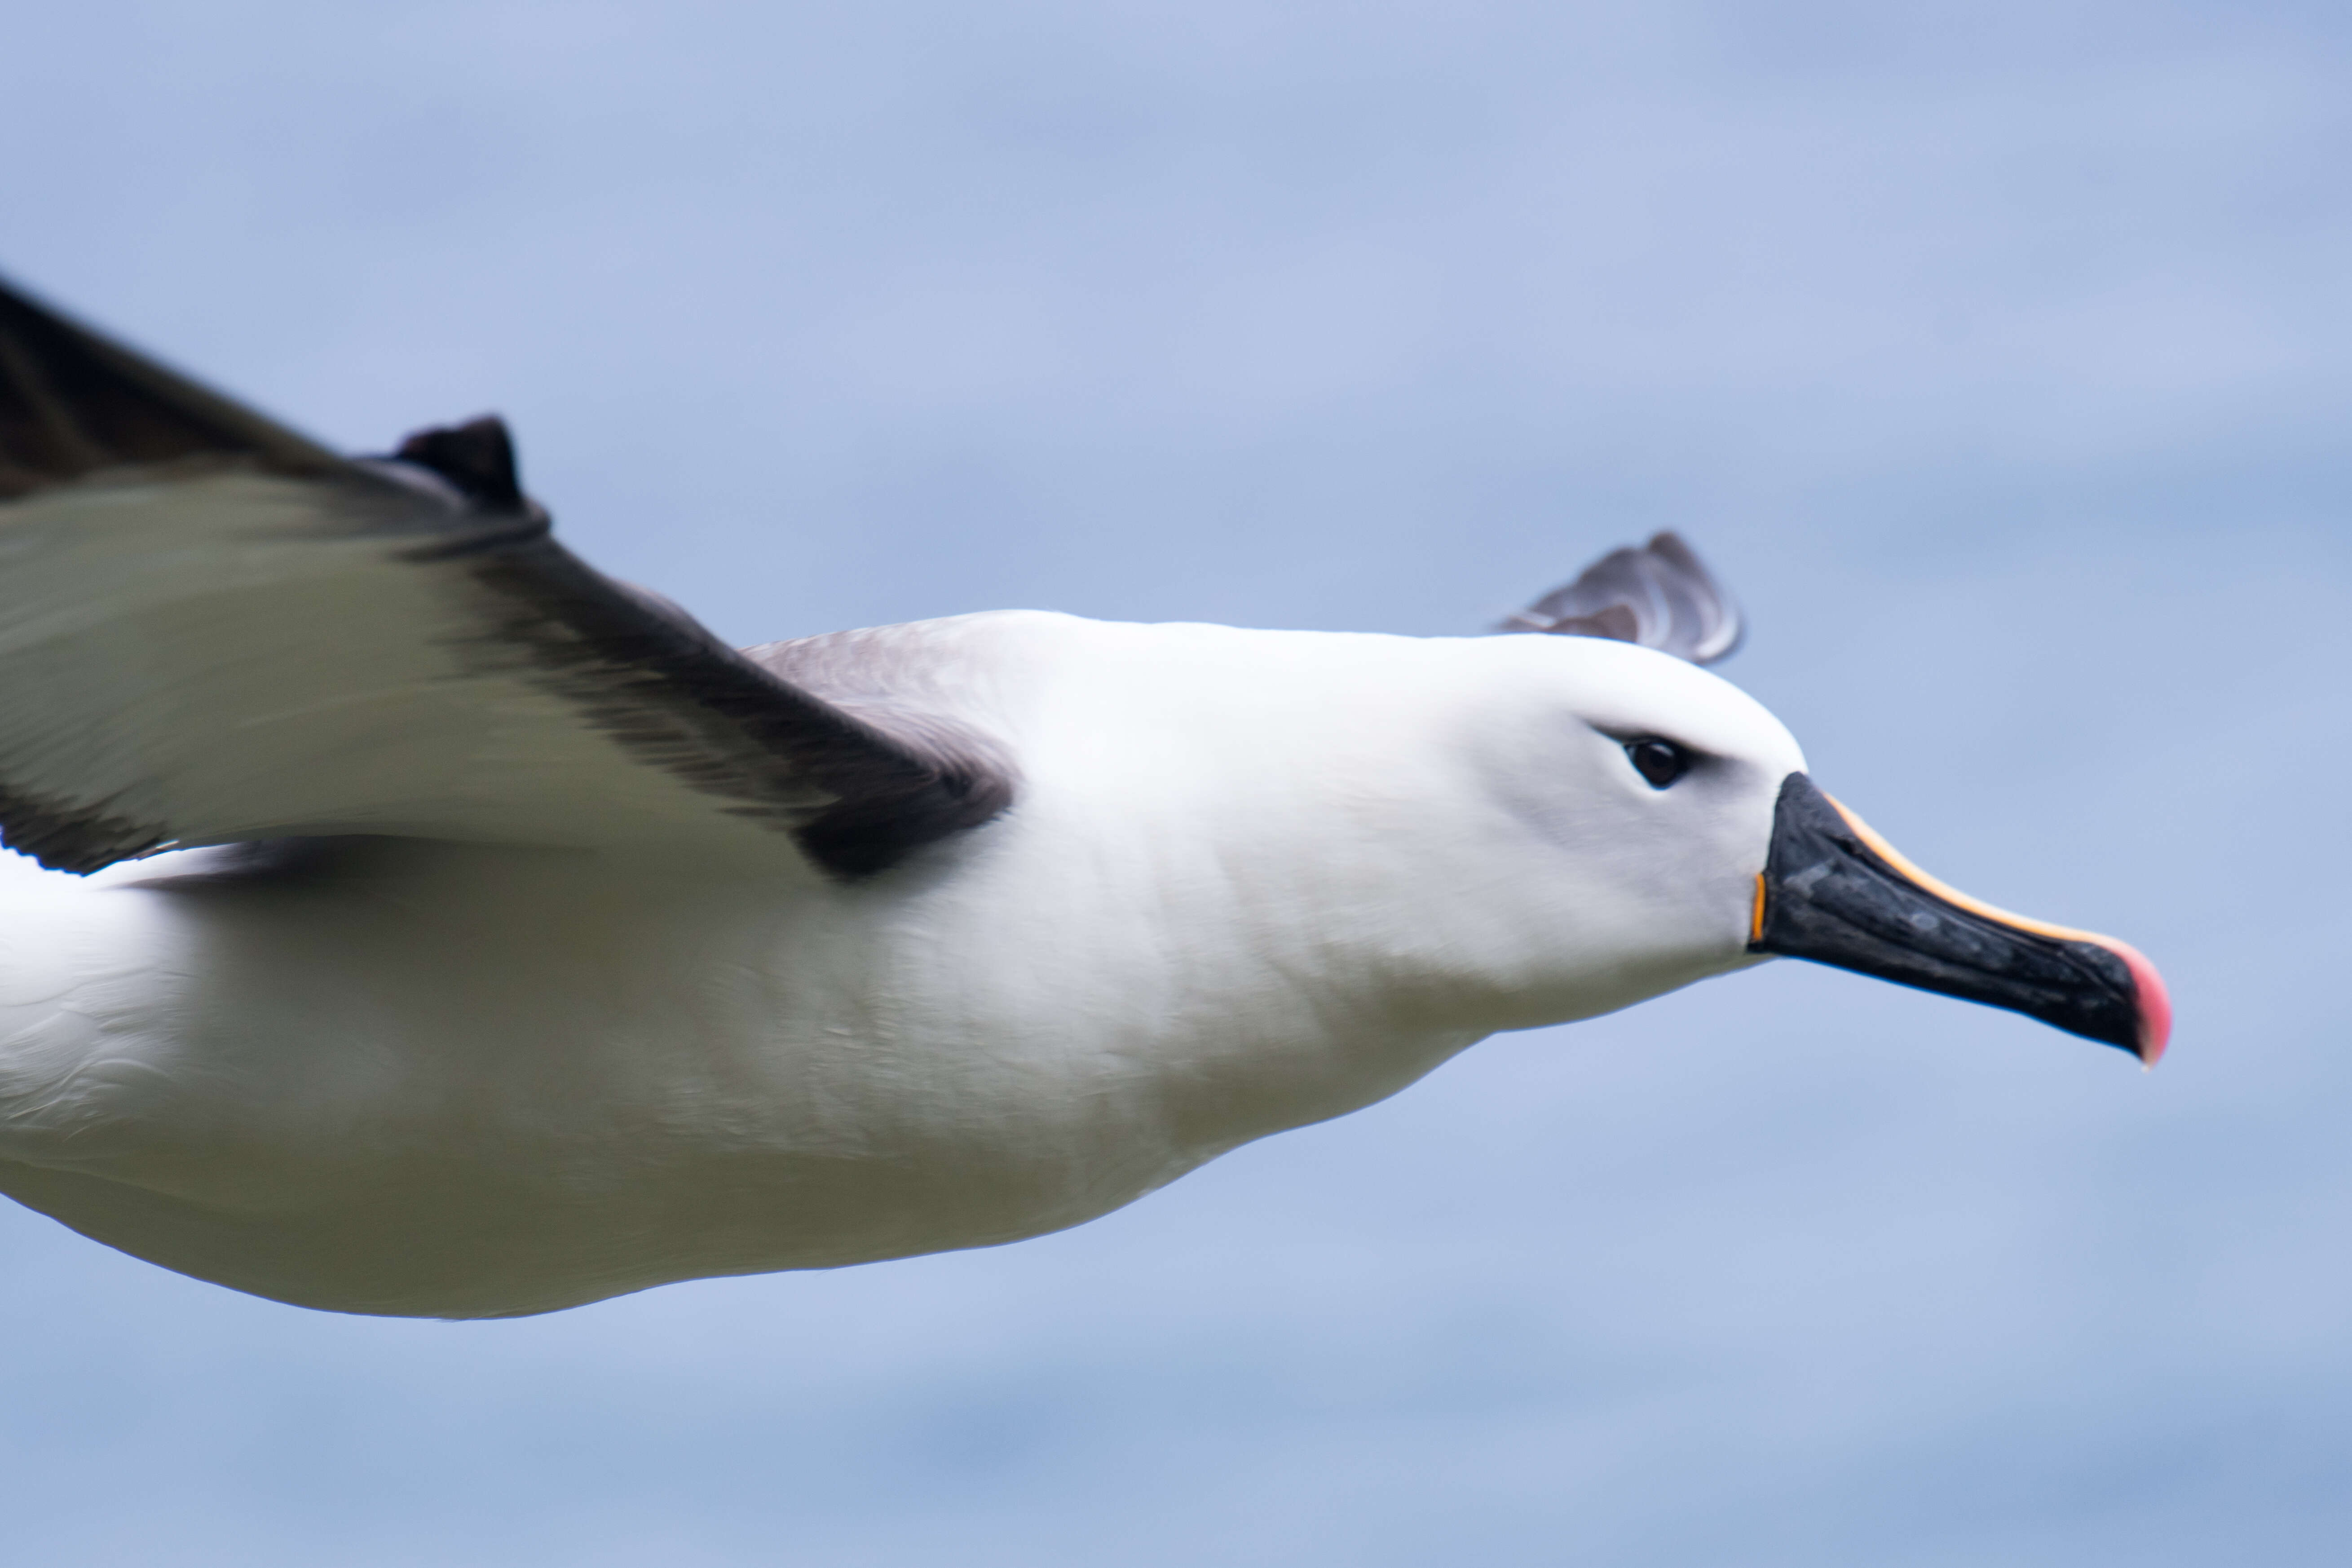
1007 610 2164 1066
1371 625 2165 1061
1405 631 1807 1032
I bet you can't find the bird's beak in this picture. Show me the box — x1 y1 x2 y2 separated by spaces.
1747 773 2171 1063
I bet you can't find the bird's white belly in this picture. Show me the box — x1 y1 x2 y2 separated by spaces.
0 847 1475 1317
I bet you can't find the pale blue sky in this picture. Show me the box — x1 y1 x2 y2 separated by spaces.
2 4 2348 1563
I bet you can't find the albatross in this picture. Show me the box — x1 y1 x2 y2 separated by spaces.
0 277 2168 1318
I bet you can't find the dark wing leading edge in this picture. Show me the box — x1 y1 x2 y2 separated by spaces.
0 275 1011 879
1501 531 1744 665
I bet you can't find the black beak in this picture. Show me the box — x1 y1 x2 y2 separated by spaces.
1748 774 2170 1062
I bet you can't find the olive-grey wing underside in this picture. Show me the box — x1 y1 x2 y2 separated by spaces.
0 274 1008 878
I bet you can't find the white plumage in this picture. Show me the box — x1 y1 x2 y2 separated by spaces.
0 619 1797 1316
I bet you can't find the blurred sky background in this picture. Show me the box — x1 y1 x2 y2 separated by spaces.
3 2 2349 1563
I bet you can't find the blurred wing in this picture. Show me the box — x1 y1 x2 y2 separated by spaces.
0 274 1011 879
1501 531 1744 665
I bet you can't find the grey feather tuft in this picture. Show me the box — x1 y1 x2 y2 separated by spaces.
1501 531 1744 665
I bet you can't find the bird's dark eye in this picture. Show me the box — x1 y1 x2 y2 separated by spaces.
1627 739 1689 789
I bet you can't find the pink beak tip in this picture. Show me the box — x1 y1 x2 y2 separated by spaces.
2108 940 2171 1068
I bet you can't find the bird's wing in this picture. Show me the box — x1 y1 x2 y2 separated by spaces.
1501 531 1744 664
0 275 1011 878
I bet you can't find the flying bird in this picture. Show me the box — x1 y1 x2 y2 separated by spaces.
0 277 2168 1318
